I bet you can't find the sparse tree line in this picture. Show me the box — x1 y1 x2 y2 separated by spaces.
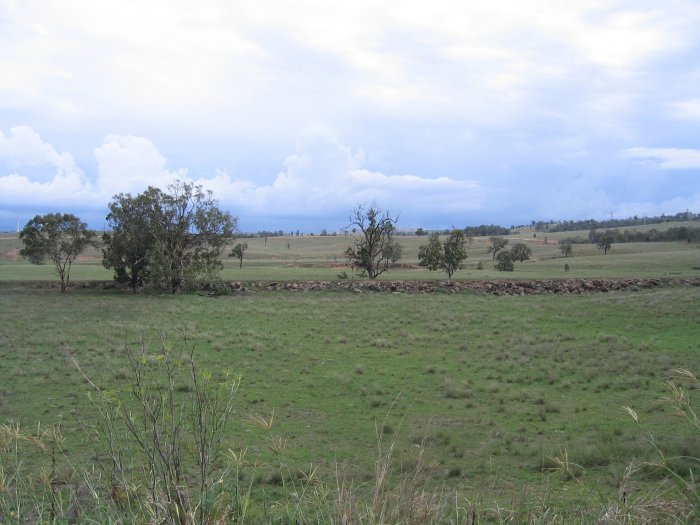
557 227 700 248
18 187 700 292
528 211 698 233
344 206 527 278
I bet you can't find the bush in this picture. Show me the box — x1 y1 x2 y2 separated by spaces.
494 251 514 271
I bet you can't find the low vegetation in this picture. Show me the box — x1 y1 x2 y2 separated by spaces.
0 281 698 522
2 211 699 522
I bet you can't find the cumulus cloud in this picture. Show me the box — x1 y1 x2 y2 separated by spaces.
0 126 94 205
0 126 80 176
620 147 700 169
93 135 187 197
196 125 485 221
0 126 485 225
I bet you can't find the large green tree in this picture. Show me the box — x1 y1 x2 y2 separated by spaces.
344 203 399 279
103 191 154 291
103 181 237 292
20 213 96 293
418 230 468 280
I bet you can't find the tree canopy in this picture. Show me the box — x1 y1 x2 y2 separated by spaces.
20 213 96 293
344 203 399 279
230 242 248 268
418 230 468 280
487 236 509 260
103 181 237 292
510 242 532 262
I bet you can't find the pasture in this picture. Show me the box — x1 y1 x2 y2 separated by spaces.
1 226 699 282
0 227 699 521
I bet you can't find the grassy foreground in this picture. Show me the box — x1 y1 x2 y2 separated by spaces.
1 282 698 522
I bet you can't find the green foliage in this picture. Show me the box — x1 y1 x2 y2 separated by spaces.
494 250 514 271
383 241 403 264
19 213 96 292
487 236 509 260
344 202 399 279
102 191 154 290
103 181 238 292
418 230 468 279
84 330 240 524
510 242 532 262
560 241 573 257
230 241 248 268
590 229 615 255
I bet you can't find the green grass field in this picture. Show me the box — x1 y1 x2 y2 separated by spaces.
1 282 698 517
1 226 699 521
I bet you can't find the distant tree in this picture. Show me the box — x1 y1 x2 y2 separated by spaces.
591 230 614 255
415 228 427 237
487 236 509 260
20 213 97 293
229 242 248 268
320 228 328 236
494 250 514 271
559 241 573 258
463 224 510 237
344 202 399 279
418 230 468 280
418 233 442 272
510 242 532 262
383 242 403 267
596 238 613 255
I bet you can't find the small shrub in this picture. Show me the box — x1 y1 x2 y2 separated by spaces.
495 251 514 271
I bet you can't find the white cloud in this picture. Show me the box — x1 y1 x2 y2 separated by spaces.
204 125 485 216
670 98 700 120
93 135 187 197
0 126 79 176
621 147 700 169
2 1 698 131
615 193 700 219
0 125 485 221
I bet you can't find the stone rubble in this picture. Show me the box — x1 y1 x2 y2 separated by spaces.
225 277 699 295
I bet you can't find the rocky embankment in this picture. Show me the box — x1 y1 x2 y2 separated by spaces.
224 277 700 295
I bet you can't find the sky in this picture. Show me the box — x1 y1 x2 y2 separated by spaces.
1 0 699 233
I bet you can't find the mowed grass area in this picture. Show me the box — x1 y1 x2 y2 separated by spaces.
1 283 698 510
1 228 699 281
